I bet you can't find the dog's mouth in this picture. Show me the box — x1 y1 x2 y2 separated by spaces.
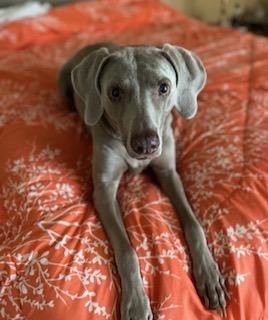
132 154 153 160
126 147 161 161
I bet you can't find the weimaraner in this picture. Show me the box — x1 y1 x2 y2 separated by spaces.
58 42 230 319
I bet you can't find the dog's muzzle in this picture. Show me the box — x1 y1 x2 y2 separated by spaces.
130 131 160 159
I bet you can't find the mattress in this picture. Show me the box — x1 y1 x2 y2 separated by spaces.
0 0 267 319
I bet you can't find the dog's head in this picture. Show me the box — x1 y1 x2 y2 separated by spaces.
71 44 206 160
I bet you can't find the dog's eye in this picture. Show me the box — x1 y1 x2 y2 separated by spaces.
159 83 169 95
111 88 120 98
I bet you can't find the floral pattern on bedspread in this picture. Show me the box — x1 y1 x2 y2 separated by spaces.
0 1 268 319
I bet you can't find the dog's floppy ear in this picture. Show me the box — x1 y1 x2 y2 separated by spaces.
162 44 206 119
71 48 110 126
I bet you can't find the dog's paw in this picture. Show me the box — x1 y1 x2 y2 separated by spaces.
121 285 153 320
193 251 231 317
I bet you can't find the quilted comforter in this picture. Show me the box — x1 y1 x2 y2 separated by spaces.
0 0 268 319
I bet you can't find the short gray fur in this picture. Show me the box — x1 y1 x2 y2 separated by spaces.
58 42 230 319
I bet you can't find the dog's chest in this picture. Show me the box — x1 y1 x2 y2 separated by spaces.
126 158 151 175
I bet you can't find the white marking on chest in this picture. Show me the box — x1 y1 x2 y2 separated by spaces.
126 157 151 175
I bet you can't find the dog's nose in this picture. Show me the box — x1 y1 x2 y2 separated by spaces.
130 132 160 156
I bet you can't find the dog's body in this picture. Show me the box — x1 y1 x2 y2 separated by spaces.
58 42 229 319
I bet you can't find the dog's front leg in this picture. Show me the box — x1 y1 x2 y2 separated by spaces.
92 151 153 320
151 129 229 317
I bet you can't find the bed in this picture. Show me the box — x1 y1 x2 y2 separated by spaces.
0 0 267 319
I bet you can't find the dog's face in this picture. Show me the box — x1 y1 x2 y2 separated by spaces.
98 47 177 159
71 44 206 160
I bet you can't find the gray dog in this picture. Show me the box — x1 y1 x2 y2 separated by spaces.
58 42 229 319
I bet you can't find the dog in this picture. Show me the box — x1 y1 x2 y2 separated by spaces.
58 42 230 319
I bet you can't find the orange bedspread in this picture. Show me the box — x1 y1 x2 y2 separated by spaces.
0 1 268 319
